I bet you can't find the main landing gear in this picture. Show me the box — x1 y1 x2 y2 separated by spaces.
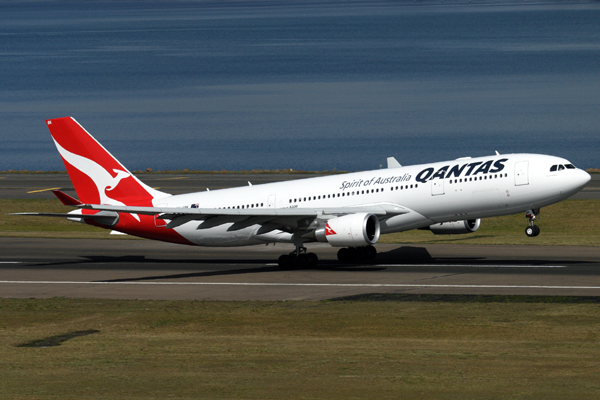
337 245 377 264
525 209 541 237
278 246 319 269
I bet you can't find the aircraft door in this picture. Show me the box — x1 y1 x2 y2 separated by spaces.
431 179 445 196
268 194 276 208
514 161 529 186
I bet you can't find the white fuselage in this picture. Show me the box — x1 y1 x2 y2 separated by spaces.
149 153 590 246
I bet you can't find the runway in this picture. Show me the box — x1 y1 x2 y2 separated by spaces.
1 173 599 300
1 238 599 300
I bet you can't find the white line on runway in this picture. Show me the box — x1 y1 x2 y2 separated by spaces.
0 262 21 264
266 263 568 268
0 281 598 290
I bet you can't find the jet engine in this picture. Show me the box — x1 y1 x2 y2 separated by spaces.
314 213 380 247
428 219 481 235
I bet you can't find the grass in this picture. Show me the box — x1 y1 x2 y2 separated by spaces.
380 199 600 246
1 298 600 399
2 198 599 246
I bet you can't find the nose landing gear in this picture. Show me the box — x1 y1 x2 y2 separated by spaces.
525 209 541 237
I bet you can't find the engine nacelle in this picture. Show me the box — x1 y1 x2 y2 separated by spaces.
429 219 481 235
314 213 380 247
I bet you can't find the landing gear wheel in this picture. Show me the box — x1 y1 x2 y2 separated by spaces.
278 254 293 269
526 225 541 237
278 250 318 269
524 209 541 237
337 248 352 263
365 245 377 260
337 246 378 264
306 252 318 267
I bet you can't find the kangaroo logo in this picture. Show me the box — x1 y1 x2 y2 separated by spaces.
53 139 140 221
325 223 337 236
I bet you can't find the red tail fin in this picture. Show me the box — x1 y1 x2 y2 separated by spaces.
46 117 169 206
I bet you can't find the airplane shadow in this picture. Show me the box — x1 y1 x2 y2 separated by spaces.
20 245 593 283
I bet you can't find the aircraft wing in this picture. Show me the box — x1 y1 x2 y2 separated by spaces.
78 203 410 229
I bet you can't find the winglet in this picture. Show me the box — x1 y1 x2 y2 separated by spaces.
52 190 83 206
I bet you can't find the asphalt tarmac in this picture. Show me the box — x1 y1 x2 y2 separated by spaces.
1 173 599 300
1 238 599 300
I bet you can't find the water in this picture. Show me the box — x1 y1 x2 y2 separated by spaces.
1 0 599 172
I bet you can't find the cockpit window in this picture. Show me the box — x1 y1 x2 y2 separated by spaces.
550 164 576 172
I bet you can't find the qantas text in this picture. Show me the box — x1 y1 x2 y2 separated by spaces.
415 158 508 183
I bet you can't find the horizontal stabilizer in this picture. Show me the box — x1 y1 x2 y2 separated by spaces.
10 212 117 221
52 190 83 206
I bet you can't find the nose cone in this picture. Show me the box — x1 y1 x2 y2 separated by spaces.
577 169 592 188
565 169 591 196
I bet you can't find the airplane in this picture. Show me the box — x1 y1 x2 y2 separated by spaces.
14 117 591 268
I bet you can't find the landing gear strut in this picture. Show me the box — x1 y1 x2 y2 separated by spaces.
337 245 377 264
525 209 541 237
278 247 319 269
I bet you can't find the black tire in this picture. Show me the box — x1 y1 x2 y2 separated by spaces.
355 246 368 260
532 225 541 237
365 245 377 260
525 226 535 237
337 248 350 263
295 254 310 269
346 247 358 262
307 253 319 267
278 254 293 269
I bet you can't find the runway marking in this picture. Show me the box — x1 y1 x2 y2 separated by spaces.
27 187 61 193
0 281 599 290
265 263 568 268
0 262 22 264
376 264 567 268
